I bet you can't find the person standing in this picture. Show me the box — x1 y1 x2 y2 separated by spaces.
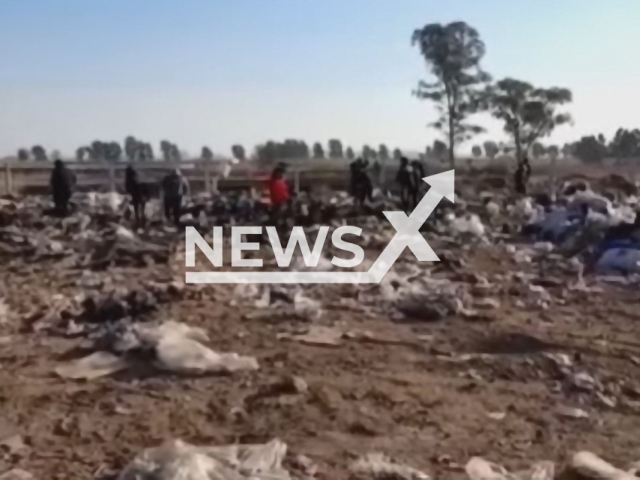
267 163 291 228
161 168 190 226
125 165 150 228
349 158 373 206
410 159 425 208
50 159 76 215
514 156 532 195
396 157 416 212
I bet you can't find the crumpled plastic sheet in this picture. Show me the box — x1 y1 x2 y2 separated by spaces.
135 320 210 346
571 451 638 480
55 320 258 379
465 457 555 480
448 214 485 237
118 438 290 480
87 191 125 212
155 335 259 374
350 453 430 480
54 351 129 380
465 457 554 480
134 320 258 375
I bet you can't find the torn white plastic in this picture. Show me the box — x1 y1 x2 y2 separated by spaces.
572 451 637 480
293 292 323 320
55 351 129 380
135 320 210 346
351 453 429 480
118 438 289 480
289 326 343 347
449 214 485 237
155 336 258 374
116 225 136 241
466 457 554 480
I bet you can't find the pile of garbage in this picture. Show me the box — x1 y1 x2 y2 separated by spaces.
0 194 172 269
514 176 640 276
55 319 258 380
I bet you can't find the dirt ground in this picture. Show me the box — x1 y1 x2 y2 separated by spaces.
1 233 640 480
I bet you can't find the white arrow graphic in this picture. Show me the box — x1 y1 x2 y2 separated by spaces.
186 169 454 284
366 169 455 282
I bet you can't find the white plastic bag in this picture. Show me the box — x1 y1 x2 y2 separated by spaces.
155 336 258 374
118 438 289 480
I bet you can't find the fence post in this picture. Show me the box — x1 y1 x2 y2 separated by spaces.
4 164 12 195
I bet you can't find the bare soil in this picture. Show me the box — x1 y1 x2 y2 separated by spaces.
1 240 640 479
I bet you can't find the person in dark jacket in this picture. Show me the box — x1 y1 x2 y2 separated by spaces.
161 168 190 226
125 165 150 228
50 159 76 215
410 160 425 208
515 156 532 195
396 157 417 212
371 160 382 185
349 158 373 206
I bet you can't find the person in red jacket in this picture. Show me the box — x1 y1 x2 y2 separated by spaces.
268 163 290 229
268 163 290 207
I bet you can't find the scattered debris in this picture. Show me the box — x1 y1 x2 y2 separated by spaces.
556 405 590 419
350 453 430 480
118 438 290 480
0 469 34 480
0 434 26 455
55 351 129 380
3 169 640 479
466 457 554 480
571 451 637 480
285 326 343 347
486 411 506 421
155 335 259 375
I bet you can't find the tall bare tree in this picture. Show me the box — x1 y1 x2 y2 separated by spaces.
412 21 490 167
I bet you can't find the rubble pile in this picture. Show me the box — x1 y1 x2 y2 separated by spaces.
0 194 172 269
2 171 640 479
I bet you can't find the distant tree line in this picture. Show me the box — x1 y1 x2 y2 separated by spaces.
465 140 561 162
16 130 640 167
253 139 399 163
567 129 640 164
15 138 404 164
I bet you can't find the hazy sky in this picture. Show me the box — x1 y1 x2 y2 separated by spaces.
1 0 638 158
